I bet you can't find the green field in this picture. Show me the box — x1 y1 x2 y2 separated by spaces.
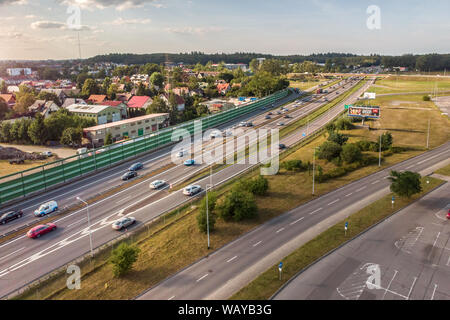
369 76 450 94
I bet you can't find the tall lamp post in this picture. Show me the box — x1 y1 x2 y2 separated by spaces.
76 196 94 258
312 147 319 195
205 183 213 250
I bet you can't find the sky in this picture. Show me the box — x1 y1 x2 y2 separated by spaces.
0 0 449 60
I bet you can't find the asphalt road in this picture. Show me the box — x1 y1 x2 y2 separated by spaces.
137 142 450 300
0 78 361 298
273 182 450 300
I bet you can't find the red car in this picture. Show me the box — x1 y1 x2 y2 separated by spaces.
27 223 57 239
447 209 450 220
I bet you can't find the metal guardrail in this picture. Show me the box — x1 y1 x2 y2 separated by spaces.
0 89 291 206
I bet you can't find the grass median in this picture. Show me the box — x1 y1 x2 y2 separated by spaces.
230 176 445 300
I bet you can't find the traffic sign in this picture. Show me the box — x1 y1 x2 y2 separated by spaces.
302 132 306 137
279 262 283 270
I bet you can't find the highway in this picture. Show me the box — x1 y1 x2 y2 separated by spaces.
0 77 361 298
273 182 450 300
137 142 450 300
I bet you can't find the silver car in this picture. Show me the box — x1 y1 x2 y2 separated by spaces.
150 180 166 189
112 217 136 230
183 185 202 196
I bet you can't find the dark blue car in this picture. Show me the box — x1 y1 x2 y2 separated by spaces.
184 159 195 166
129 162 143 171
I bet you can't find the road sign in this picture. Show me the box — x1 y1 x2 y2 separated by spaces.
392 196 395 202
345 221 348 231
279 262 283 270
345 105 350 110
302 132 306 137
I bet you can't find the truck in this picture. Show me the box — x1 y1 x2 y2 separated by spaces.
316 88 323 94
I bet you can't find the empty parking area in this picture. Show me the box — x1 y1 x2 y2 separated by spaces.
274 182 450 300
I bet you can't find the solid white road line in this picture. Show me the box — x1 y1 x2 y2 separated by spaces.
345 192 353 197
290 217 304 226
276 228 285 234
226 256 237 263
116 196 132 205
309 208 322 215
327 199 339 206
168 295 175 300
382 270 398 300
0 247 25 262
253 241 262 247
196 274 208 282
355 186 366 192
371 180 380 185
430 284 437 300
407 277 418 300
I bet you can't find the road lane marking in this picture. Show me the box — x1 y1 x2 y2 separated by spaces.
371 180 380 185
427 232 441 261
355 186 366 192
290 217 304 225
116 196 132 205
67 218 86 228
226 256 237 263
0 247 25 262
382 270 398 300
253 241 262 247
168 295 175 300
276 228 285 234
196 274 208 282
406 165 414 169
345 192 353 197
407 277 418 300
431 284 437 300
309 208 322 215
327 199 339 206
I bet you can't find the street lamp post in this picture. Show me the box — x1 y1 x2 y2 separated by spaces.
77 196 94 258
205 183 213 250
312 147 319 195
378 132 382 167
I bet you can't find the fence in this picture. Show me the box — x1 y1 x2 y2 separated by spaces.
0 89 291 205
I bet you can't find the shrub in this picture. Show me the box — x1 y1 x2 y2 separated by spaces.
327 132 349 146
281 160 305 172
341 143 362 163
336 118 354 130
389 170 422 198
380 132 393 151
109 242 140 277
325 122 336 134
423 95 431 101
217 189 258 222
317 141 342 161
235 175 269 196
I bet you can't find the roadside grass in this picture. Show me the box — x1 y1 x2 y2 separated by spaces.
231 176 444 300
0 158 57 177
435 163 450 176
369 76 450 94
14 78 450 300
289 80 325 91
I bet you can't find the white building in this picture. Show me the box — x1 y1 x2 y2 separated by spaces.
7 68 32 76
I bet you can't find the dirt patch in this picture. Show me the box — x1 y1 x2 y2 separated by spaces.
0 147 47 161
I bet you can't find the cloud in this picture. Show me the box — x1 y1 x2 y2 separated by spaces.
25 14 37 19
109 17 151 25
0 0 27 6
31 21 66 29
0 31 23 39
165 26 224 35
60 0 158 11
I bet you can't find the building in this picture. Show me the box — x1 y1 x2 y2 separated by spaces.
127 95 153 110
217 83 231 95
100 100 128 120
67 104 121 124
7 68 32 76
83 113 169 145
61 98 87 109
28 100 60 118
0 94 16 108
39 89 69 104
202 99 235 113
87 94 107 104
161 93 185 111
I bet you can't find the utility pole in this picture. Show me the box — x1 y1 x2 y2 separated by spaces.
205 184 213 250
76 197 93 258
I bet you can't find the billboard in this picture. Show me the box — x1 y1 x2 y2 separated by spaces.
347 106 380 118
363 92 376 99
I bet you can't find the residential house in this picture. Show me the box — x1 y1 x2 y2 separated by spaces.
28 100 60 118
217 83 231 95
87 94 107 104
83 113 169 145
40 89 69 104
127 95 153 111
61 98 87 109
116 93 133 102
67 104 121 124
100 100 128 120
0 94 16 108
7 86 19 93
172 87 190 96
161 93 185 111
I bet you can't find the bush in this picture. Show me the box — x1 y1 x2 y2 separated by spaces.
235 175 269 196
336 118 355 130
325 122 336 134
423 95 431 101
341 143 362 163
109 242 140 277
281 160 305 172
380 132 393 151
197 191 218 233
317 141 342 161
327 132 348 145
217 189 258 222
389 170 422 198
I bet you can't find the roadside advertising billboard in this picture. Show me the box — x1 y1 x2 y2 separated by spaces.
347 105 380 118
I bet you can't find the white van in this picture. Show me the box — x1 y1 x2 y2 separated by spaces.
34 200 58 217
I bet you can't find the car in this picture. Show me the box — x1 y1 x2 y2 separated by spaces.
27 223 57 239
276 111 282 115
265 115 271 120
447 209 450 220
284 115 291 119
246 122 254 127
112 217 136 230
277 122 285 126
209 130 222 139
42 151 52 157
150 180 166 189
223 130 233 137
129 162 143 171
177 150 185 158
279 144 287 150
34 200 58 217
0 210 23 225
268 112 273 115
121 171 137 181
184 159 195 166
183 185 202 196
239 121 247 127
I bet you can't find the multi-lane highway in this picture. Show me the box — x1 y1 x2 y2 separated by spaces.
138 142 450 300
0 77 361 298
273 182 450 300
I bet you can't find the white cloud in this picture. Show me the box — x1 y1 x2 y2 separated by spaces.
0 0 27 6
109 17 151 25
165 26 224 35
60 0 158 11
31 21 66 29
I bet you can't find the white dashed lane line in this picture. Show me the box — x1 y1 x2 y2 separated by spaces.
371 180 380 185
226 256 237 263
196 274 208 282
345 192 353 197
253 241 262 247
290 217 304 226
309 208 322 215
276 228 285 234
327 199 339 206
355 186 366 192
168 295 175 300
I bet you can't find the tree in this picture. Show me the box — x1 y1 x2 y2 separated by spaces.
423 95 431 101
147 96 169 114
136 82 148 96
150 72 164 88
28 113 48 144
37 91 60 106
197 191 218 233
107 83 118 100
237 175 269 196
0 98 9 119
15 93 35 114
281 160 304 172
102 77 112 94
0 121 12 142
388 170 422 198
335 118 354 130
218 72 234 83
327 132 348 146
317 141 342 161
0 80 7 94
140 63 160 76
249 59 260 73
104 132 113 145
81 78 99 97
380 132 393 151
60 127 82 146
341 143 362 163
76 73 90 89
109 242 140 277
325 122 336 134
216 188 258 222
